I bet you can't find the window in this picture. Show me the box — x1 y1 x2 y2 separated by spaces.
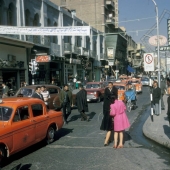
31 104 43 117
0 107 13 121
13 106 29 122
48 88 58 94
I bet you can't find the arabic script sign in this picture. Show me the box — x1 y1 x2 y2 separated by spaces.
0 26 90 36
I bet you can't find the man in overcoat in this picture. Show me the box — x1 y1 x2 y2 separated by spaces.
76 85 89 121
2 82 9 98
100 82 118 146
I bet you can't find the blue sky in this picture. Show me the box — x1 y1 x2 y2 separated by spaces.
119 0 170 44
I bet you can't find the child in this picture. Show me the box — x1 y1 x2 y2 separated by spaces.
110 95 130 148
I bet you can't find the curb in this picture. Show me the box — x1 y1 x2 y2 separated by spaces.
142 107 170 149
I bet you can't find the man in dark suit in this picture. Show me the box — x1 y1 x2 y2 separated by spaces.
76 85 89 121
32 86 44 101
100 82 118 146
167 87 170 126
2 82 9 98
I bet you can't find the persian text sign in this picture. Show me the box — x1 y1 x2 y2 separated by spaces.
0 26 90 36
144 53 154 71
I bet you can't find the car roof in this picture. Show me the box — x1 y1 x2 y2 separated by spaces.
0 97 44 107
113 82 126 86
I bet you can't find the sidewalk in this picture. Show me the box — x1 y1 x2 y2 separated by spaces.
143 95 170 149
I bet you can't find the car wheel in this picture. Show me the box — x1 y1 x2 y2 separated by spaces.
0 146 6 166
97 97 101 103
46 126 56 144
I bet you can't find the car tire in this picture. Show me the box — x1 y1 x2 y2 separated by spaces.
0 146 6 166
46 125 56 144
97 97 101 103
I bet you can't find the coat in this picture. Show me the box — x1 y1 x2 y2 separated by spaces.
160 80 166 95
100 86 118 131
32 93 44 101
59 90 72 105
76 89 88 112
152 87 161 104
110 100 130 131
167 96 170 123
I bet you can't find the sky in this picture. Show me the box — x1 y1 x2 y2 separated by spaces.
118 0 170 47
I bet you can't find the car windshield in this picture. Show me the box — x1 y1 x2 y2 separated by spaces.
114 86 125 90
86 84 100 89
17 88 34 97
141 77 149 81
0 107 13 121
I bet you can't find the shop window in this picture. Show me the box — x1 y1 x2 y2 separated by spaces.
48 88 58 94
13 106 29 122
31 104 43 117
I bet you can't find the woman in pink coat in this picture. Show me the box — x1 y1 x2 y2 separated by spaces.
110 96 130 148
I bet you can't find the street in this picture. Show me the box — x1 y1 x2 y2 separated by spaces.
2 86 170 170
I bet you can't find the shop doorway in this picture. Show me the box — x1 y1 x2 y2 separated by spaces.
2 71 18 90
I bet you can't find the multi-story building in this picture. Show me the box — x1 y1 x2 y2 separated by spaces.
0 0 105 89
50 0 118 33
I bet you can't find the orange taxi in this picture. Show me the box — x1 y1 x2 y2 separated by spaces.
130 78 142 93
113 82 127 101
119 74 131 83
0 97 63 163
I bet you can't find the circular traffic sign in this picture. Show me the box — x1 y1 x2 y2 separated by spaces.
145 54 153 64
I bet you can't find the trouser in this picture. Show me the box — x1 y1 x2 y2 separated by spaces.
153 103 159 115
161 94 165 108
62 102 71 122
80 111 88 120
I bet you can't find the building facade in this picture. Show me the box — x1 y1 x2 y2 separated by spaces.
0 0 105 88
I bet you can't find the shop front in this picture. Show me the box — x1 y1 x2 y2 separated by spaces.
0 36 33 91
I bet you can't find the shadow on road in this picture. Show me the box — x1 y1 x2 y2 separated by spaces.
123 131 132 143
10 163 32 170
163 125 170 139
55 128 74 140
87 112 96 119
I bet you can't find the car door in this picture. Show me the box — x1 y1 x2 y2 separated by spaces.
30 104 49 141
47 87 59 109
12 105 35 152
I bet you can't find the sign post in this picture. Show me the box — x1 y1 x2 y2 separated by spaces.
143 53 154 71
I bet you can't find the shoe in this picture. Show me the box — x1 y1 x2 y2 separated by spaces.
117 145 123 149
104 143 108 146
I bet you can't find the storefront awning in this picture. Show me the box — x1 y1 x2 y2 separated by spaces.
0 35 34 48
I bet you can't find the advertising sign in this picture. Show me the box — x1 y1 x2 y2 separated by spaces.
144 53 154 71
168 19 170 46
107 47 115 59
155 46 170 51
149 35 167 46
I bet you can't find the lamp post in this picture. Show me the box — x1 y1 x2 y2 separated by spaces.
152 0 161 114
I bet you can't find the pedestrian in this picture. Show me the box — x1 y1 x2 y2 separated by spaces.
83 76 87 86
152 81 161 116
166 87 170 126
160 76 166 110
110 95 130 148
100 82 118 146
76 84 89 121
2 82 9 98
59 84 73 124
23 81 27 87
41 86 50 108
32 86 44 101
166 78 170 87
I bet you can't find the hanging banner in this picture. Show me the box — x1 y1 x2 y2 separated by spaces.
0 26 90 36
144 53 154 71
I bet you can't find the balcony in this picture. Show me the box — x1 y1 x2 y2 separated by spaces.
89 50 97 59
106 0 114 8
72 45 81 54
51 43 61 57
64 43 71 53
106 16 115 25
83 48 89 57
100 53 107 60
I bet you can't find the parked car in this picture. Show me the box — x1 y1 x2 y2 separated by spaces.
0 97 63 164
113 82 128 101
141 77 149 86
85 82 105 102
15 85 77 110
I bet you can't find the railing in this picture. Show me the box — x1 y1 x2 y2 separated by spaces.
33 35 41 44
44 36 51 46
106 17 115 25
106 0 114 7
72 45 81 54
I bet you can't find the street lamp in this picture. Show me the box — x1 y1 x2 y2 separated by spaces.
152 0 161 114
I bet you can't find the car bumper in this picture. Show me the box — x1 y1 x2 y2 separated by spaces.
141 82 149 85
87 95 98 102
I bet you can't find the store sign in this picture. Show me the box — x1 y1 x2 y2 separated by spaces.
149 35 167 46
0 26 90 36
168 19 170 46
36 56 51 62
107 47 115 59
155 46 170 51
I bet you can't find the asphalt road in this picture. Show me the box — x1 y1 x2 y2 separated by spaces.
2 87 170 170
